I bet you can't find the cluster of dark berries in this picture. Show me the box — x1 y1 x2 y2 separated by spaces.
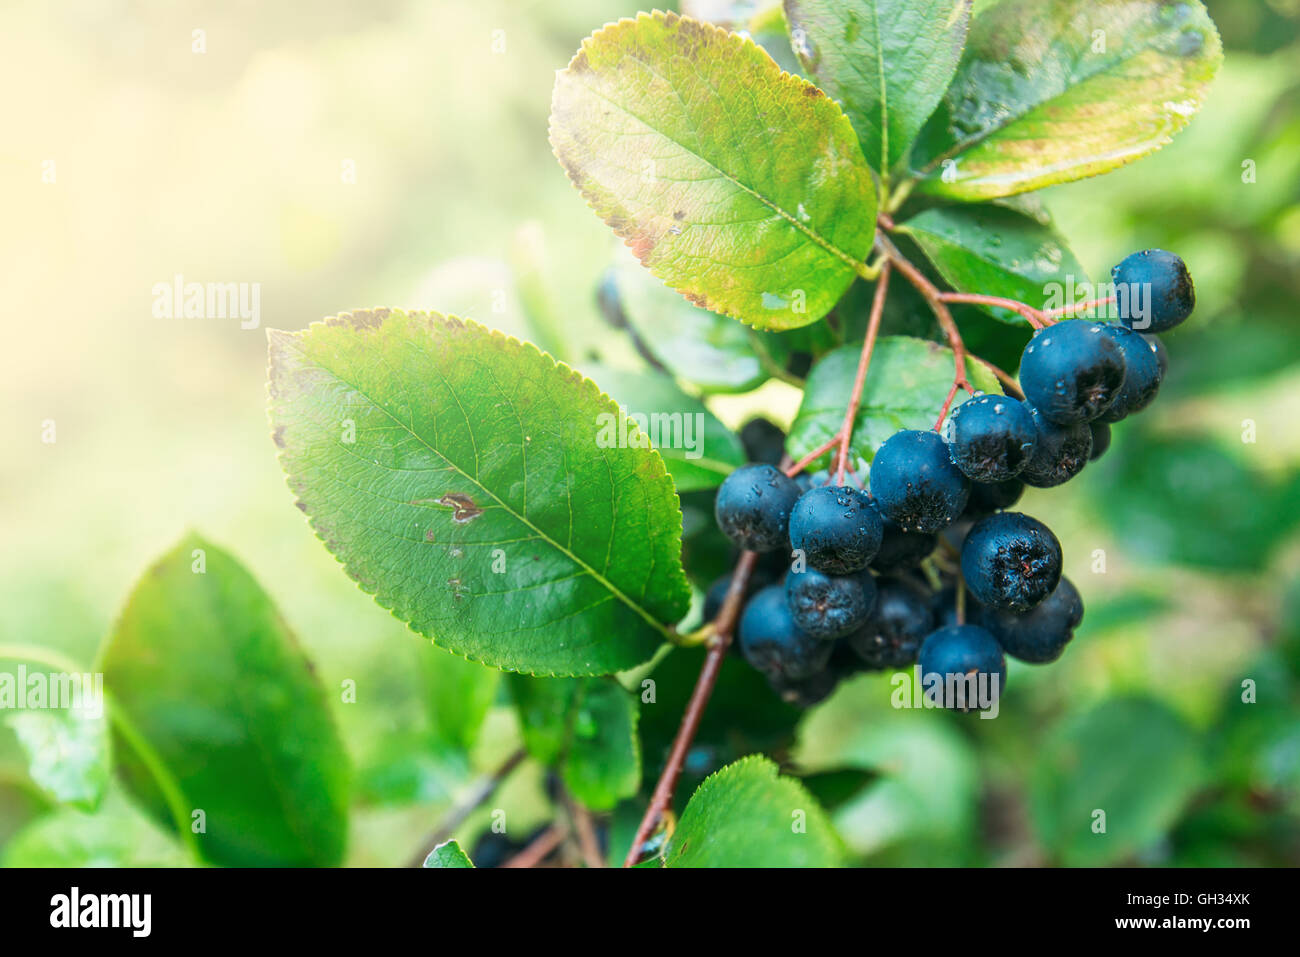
711 250 1194 712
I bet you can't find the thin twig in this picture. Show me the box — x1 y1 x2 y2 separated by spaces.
1043 294 1116 319
937 291 1050 329
563 789 606 868
786 433 843 478
407 746 527 867
623 550 761 867
875 233 974 429
502 823 569 868
971 355 1025 399
834 263 891 485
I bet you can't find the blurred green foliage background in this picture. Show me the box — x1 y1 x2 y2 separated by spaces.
1 0 1298 866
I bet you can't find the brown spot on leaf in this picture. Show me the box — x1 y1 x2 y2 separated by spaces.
294 500 309 513
673 210 685 221
272 425 287 449
803 84 824 98
439 493 484 524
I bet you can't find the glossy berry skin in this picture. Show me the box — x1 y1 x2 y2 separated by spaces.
1113 249 1195 332
1089 421 1111 461
715 464 802 553
1019 321 1126 425
738 585 833 680
918 625 1007 712
1145 334 1169 378
943 394 1037 482
1020 407 1092 488
866 499 936 572
849 577 934 670
961 511 1062 612
964 478 1025 519
977 577 1083 664
788 485 882 575
1097 323 1163 422
740 417 786 466
870 429 970 533
786 567 875 640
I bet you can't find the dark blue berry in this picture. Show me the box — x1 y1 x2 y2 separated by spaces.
715 463 802 552
918 625 1007 712
788 485 882 575
1097 323 1163 422
1020 406 1092 488
964 478 1025 519
961 511 1062 611
1088 421 1111 461
740 417 787 466
849 576 933 669
943 394 1037 482
977 577 1083 664
867 498 938 572
1145 333 1168 378
1113 249 1195 332
786 566 875 640
870 429 970 533
1019 321 1125 425
738 585 832 680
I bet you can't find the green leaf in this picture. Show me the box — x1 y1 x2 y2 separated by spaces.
507 675 640 811
1088 430 1300 573
582 363 746 492
419 646 500 753
102 533 349 867
5 709 109 812
786 335 1000 470
1030 697 1205 866
423 839 475 868
610 253 768 393
784 0 972 174
550 11 878 330
665 755 844 867
1 791 190 868
912 0 1223 199
268 309 691 677
793 674 979 861
898 203 1089 323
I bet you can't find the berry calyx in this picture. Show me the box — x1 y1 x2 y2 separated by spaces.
785 566 875 640
714 463 802 553
788 485 882 576
943 393 1038 482
1019 321 1126 425
961 511 1063 611
870 429 970 533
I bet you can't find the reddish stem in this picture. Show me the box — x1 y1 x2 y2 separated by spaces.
503 823 568 868
786 433 842 478
1043 294 1116 319
623 549 760 867
937 291 1050 329
834 263 891 485
876 234 974 428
